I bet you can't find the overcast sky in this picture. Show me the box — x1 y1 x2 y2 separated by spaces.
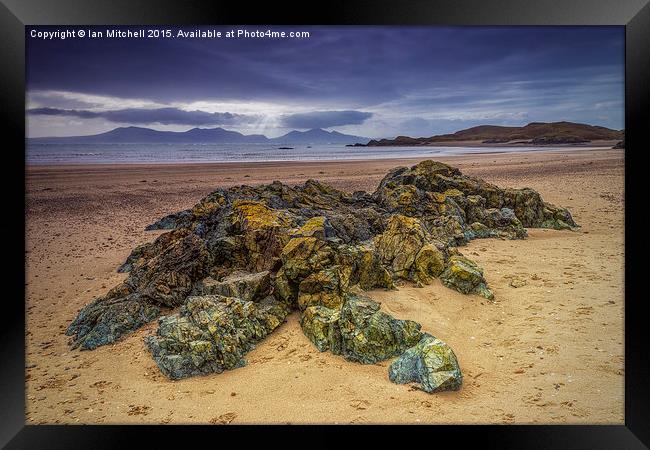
26 26 624 138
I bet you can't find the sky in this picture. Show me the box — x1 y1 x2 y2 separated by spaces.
26 26 624 138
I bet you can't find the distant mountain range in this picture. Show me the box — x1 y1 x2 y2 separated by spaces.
29 126 370 145
363 122 624 146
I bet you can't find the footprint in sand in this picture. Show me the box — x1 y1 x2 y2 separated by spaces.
210 412 237 424
349 416 368 424
127 405 151 416
560 400 589 418
350 399 370 410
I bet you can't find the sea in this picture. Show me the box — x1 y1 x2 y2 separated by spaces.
25 142 596 165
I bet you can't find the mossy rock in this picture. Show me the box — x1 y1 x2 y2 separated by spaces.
338 295 422 364
300 305 341 353
413 243 446 285
374 214 429 280
388 333 462 393
440 255 493 299
145 294 290 380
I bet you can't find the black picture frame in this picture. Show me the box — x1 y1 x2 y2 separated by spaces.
2 0 648 447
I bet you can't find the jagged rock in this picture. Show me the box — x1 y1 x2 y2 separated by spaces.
229 200 294 272
297 267 348 310
440 255 493 299
67 160 578 387
191 271 271 302
145 209 192 230
388 333 462 393
145 294 290 380
66 294 160 350
67 229 210 348
300 294 421 364
300 305 341 353
338 295 422 364
374 215 429 279
117 243 151 273
374 215 447 285
337 244 394 291
377 160 577 230
291 216 335 240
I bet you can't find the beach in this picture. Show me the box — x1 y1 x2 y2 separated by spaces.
25 148 625 424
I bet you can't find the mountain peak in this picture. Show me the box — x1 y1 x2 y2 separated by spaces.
29 126 370 145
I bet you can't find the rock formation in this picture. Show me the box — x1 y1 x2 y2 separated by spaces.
66 160 577 392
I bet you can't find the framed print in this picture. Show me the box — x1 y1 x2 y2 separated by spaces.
1 0 648 447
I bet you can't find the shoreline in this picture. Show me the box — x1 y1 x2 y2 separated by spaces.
25 144 620 167
26 146 621 171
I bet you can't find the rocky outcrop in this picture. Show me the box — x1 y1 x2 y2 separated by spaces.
67 160 578 392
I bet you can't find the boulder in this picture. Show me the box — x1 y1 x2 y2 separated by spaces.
388 333 462 393
338 295 422 364
300 294 422 364
66 230 210 348
440 255 494 299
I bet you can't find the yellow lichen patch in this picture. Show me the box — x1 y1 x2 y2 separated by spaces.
192 197 224 218
414 243 445 284
232 200 289 229
412 160 455 176
298 291 345 310
385 213 423 231
431 192 447 203
281 236 319 259
296 216 327 238
443 188 464 198
396 186 417 206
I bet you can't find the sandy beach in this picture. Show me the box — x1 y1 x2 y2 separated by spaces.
25 148 624 424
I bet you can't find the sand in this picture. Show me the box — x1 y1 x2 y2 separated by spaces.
25 148 625 424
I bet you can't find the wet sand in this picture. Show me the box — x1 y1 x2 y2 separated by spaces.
25 148 624 424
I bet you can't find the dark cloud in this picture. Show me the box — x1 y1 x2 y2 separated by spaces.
26 26 623 107
26 26 624 135
280 110 373 129
27 107 257 126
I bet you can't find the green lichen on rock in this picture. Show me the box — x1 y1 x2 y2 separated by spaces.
300 305 341 353
388 333 462 393
67 160 578 388
338 295 422 364
440 255 494 299
66 294 160 350
300 294 421 364
145 294 290 380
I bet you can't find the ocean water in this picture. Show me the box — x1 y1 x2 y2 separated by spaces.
25 142 591 165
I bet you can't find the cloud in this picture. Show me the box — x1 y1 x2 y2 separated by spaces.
280 110 373 129
27 107 258 126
